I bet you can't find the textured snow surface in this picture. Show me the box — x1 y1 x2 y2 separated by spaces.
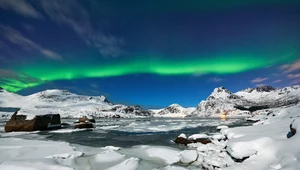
220 104 300 170
0 138 74 170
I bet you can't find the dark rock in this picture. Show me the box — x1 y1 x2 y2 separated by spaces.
234 105 269 112
174 137 192 145
290 121 296 135
75 122 94 129
252 86 276 92
227 151 250 163
174 137 211 145
5 111 61 132
112 115 121 118
228 94 240 99
194 138 212 144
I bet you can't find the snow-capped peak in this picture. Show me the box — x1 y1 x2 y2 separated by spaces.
153 103 195 117
168 103 181 108
33 89 73 98
99 95 110 104
208 86 232 100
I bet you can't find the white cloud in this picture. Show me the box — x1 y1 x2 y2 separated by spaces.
274 79 282 83
0 0 42 18
287 74 300 79
0 25 62 60
40 0 123 57
250 77 269 83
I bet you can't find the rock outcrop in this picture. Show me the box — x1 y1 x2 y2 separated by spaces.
5 111 61 132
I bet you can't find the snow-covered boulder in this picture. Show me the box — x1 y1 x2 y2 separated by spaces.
5 110 61 132
179 150 198 164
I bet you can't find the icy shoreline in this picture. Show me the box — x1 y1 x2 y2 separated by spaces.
0 104 299 169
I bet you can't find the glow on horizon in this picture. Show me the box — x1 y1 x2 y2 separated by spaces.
1 53 297 92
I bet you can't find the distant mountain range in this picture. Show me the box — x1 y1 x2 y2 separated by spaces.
1 85 299 118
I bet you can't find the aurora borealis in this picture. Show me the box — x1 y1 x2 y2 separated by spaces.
0 0 300 107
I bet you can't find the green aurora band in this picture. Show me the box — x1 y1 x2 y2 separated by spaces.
1 53 297 92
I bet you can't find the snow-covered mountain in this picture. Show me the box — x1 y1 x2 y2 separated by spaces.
0 88 152 118
192 85 300 117
152 104 195 117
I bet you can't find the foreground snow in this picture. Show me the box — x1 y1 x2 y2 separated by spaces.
220 104 300 170
0 99 299 170
0 138 74 170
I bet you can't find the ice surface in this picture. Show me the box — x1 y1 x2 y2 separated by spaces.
106 157 139 170
93 150 125 163
0 158 74 170
0 137 75 170
49 128 92 133
179 150 198 164
146 146 180 164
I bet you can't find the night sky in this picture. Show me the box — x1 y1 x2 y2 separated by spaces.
0 0 300 108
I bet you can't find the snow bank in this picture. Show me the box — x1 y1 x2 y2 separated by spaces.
221 104 300 170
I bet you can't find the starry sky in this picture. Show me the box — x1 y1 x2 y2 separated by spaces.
0 0 300 108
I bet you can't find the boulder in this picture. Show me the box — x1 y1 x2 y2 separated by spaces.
174 135 211 145
79 116 95 123
5 111 61 132
75 122 94 129
194 138 211 144
174 137 192 145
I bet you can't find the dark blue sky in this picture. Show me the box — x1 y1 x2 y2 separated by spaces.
0 0 299 108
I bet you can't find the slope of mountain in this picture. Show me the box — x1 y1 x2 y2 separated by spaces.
192 85 300 117
0 89 152 118
152 104 195 117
